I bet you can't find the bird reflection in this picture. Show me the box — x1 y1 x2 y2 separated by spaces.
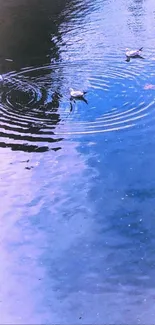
70 96 88 112
125 55 144 62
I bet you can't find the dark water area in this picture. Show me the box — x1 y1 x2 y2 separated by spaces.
0 0 155 323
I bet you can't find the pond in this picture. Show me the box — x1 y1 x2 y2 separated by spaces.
0 0 155 323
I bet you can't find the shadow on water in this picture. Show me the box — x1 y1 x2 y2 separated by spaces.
0 0 69 71
0 0 72 153
0 0 93 71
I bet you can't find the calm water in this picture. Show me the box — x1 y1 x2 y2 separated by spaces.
0 0 155 323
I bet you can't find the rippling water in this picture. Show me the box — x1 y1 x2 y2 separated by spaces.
0 0 155 323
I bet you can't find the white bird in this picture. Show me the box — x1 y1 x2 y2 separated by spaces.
69 88 87 98
125 47 143 58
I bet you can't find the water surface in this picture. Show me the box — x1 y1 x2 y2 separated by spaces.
0 0 155 323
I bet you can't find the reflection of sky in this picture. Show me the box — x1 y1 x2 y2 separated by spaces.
1 133 155 323
0 143 97 323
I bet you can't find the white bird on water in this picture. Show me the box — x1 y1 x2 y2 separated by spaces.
125 47 143 58
69 88 87 98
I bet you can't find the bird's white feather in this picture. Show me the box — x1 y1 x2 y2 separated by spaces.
125 48 142 58
70 88 85 98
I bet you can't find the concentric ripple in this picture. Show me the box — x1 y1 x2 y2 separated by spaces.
56 60 155 136
0 66 66 152
0 61 155 152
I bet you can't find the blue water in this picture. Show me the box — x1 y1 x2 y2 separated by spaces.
0 0 155 323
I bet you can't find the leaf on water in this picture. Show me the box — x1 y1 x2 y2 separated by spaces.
144 84 155 90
